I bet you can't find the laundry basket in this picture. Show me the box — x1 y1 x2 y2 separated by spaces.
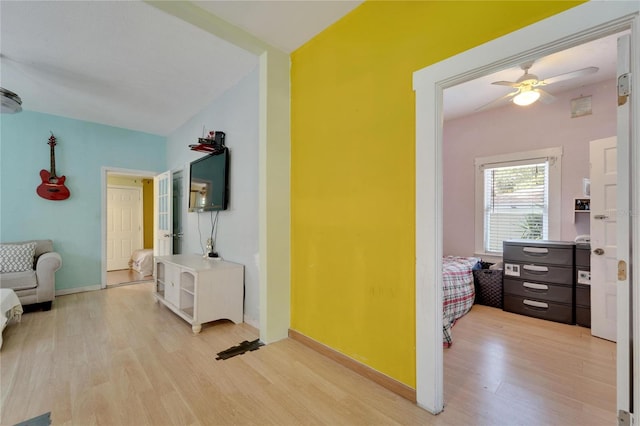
473 268 503 308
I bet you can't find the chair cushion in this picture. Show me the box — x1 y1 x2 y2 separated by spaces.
0 242 37 273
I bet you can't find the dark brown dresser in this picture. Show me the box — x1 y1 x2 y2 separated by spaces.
575 243 591 327
503 240 575 324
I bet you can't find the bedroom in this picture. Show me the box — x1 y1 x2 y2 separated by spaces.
440 33 617 333
431 20 626 419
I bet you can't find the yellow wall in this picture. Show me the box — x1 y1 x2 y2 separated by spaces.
142 179 154 249
290 0 584 388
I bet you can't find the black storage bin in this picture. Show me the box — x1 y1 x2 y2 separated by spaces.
473 269 503 308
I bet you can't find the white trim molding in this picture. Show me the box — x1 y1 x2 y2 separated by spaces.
101 167 158 289
413 1 639 415
56 284 101 296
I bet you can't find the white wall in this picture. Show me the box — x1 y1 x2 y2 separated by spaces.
443 78 617 258
166 66 260 326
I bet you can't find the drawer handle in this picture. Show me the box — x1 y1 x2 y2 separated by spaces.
523 247 549 254
523 299 549 309
523 265 549 273
523 282 548 291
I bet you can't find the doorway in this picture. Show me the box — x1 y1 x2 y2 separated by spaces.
414 2 639 415
102 168 157 288
440 33 620 420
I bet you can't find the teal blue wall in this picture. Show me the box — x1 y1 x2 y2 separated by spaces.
0 111 166 290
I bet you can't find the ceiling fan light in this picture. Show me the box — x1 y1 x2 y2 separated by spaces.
513 89 540 106
0 87 22 114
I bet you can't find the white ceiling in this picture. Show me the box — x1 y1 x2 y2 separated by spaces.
443 33 621 120
195 1 362 53
0 0 362 136
0 1 621 135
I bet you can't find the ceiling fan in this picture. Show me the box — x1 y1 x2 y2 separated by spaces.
477 61 599 111
0 87 22 114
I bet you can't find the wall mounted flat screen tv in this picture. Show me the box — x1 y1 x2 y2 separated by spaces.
188 148 229 212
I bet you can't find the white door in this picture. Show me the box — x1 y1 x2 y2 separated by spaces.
590 136 617 342
614 33 632 419
154 170 173 257
587 31 635 424
107 187 142 271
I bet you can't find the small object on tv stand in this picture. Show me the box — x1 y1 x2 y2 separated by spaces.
204 238 213 258
208 252 219 258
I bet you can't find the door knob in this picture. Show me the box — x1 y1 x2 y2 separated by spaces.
593 248 605 255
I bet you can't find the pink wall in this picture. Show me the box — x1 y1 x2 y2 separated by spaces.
443 78 617 258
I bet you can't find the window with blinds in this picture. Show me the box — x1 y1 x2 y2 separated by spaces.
483 161 549 253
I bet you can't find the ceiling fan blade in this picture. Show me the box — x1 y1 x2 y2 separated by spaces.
476 91 517 112
491 80 520 87
540 66 599 86
537 88 556 104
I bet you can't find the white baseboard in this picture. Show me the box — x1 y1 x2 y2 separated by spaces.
55 284 101 296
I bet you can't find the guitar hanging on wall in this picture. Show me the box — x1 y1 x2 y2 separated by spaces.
36 133 70 200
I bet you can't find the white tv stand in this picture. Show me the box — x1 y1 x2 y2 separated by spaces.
153 255 244 334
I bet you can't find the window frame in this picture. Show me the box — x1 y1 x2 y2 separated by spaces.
474 147 563 256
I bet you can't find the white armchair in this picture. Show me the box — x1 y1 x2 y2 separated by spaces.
0 240 61 310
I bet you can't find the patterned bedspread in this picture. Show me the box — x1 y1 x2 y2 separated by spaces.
443 256 479 347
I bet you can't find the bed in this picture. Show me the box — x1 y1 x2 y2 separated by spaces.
442 256 479 347
129 249 154 276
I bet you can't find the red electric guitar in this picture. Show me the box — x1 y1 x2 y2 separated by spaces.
36 134 70 200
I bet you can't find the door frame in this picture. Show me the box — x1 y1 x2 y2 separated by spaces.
106 185 144 271
413 1 639 414
101 167 157 289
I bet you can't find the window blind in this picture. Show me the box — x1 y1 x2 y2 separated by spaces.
483 162 549 252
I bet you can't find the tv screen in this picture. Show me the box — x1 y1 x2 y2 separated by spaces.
188 148 229 212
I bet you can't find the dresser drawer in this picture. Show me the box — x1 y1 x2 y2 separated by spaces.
576 284 590 307
503 294 573 324
503 262 573 285
503 240 574 266
503 278 573 304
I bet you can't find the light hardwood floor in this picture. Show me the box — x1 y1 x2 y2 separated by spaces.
443 305 615 425
106 269 153 287
1 284 615 425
